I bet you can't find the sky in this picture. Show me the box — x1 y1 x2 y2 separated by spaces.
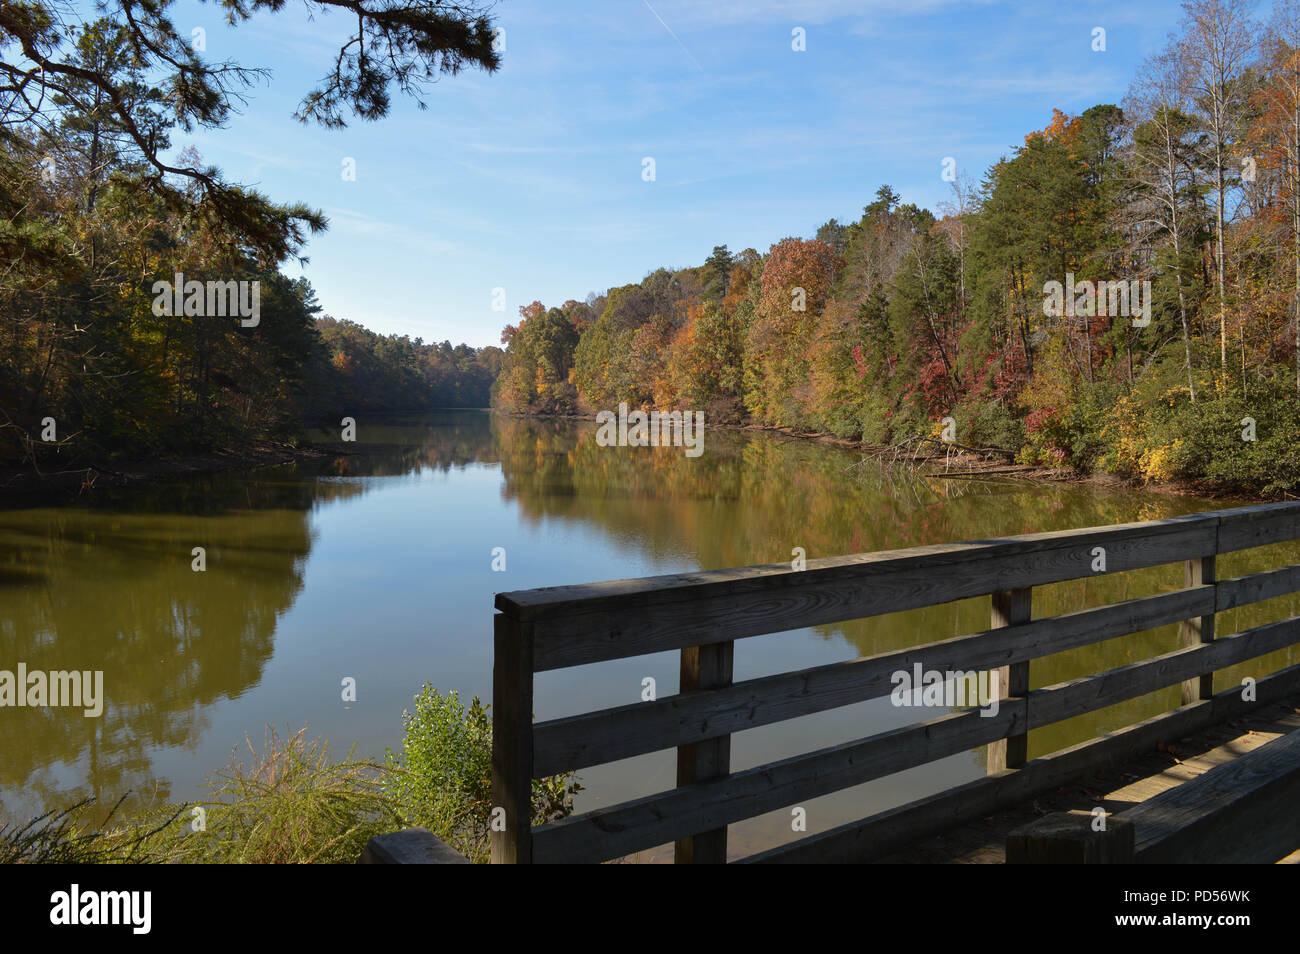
161 0 1192 349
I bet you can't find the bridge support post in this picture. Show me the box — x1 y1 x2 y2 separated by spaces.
674 640 734 863
1181 556 1216 704
988 587 1032 773
1006 810 1135 863
492 614 534 863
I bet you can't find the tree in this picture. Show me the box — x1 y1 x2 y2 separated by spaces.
936 172 976 311
1126 48 1207 401
0 0 500 261
745 238 837 425
1261 0 1300 400
815 218 849 256
1178 0 1261 379
704 245 733 301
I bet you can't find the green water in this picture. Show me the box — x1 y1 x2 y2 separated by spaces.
2 410 1297 860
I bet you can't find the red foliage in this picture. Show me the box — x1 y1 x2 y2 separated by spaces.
916 356 950 414
1024 407 1057 435
992 343 1028 399
850 344 868 379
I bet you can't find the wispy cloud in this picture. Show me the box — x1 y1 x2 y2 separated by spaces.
321 208 457 257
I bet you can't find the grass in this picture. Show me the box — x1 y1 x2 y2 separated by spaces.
172 726 404 864
3 692 580 864
2 726 403 864
0 795 185 864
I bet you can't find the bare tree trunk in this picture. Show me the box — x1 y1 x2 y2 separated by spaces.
1216 142 1228 380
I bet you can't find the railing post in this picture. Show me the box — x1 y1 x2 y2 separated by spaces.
674 640 734 863
492 613 534 863
1006 810 1135 863
988 587 1032 773
1181 556 1216 704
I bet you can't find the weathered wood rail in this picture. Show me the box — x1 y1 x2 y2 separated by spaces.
491 500 1300 863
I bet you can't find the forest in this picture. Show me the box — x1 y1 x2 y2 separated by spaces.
1 7 501 471
494 2 1300 497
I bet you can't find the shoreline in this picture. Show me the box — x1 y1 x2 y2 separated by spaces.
503 409 1269 504
0 440 361 499
0 410 1274 505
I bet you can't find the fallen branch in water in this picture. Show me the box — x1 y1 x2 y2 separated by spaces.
850 435 1016 472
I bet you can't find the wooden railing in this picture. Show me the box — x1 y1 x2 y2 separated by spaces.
491 500 1300 863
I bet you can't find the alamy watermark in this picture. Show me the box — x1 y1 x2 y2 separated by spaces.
890 664 1001 717
595 402 704 457
50 884 150 934
0 664 103 717
151 271 260 327
1042 273 1151 327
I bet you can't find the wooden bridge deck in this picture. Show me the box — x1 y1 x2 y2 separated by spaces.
875 691 1300 864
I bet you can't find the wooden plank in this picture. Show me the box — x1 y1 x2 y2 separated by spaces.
501 503 1300 621
988 587 1032 773
532 586 1214 776
531 699 1028 864
360 828 471 864
490 614 534 864
509 518 1218 671
1105 731 1282 805
740 662 1300 863
1215 500 1300 552
1028 615 1300 730
1217 563 1300 611
1181 556 1215 705
674 641 733 863
1128 727 1300 863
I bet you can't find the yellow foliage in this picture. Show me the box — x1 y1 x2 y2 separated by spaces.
1101 394 1144 474
1137 439 1183 484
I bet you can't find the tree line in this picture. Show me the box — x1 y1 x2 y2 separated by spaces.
494 0 1300 496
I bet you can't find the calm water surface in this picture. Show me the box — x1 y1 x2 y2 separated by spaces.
3 411 1298 860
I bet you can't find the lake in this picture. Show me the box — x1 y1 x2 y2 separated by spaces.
3 410 1297 860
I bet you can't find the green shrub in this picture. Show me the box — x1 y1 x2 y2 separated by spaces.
1174 379 1300 495
959 399 1023 455
383 684 580 863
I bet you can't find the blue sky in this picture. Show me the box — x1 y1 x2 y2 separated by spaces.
167 0 1188 348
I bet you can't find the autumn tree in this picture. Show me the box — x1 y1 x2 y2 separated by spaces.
1260 0 1300 399
744 237 837 425
1178 0 1261 380
1126 47 1209 400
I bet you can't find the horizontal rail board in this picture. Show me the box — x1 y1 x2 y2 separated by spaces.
741 661 1300 863
532 586 1215 777
531 700 1027 863
1217 564 1300 611
1216 501 1300 553
505 516 1224 671
1027 615 1300 729
534 615 1300 861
